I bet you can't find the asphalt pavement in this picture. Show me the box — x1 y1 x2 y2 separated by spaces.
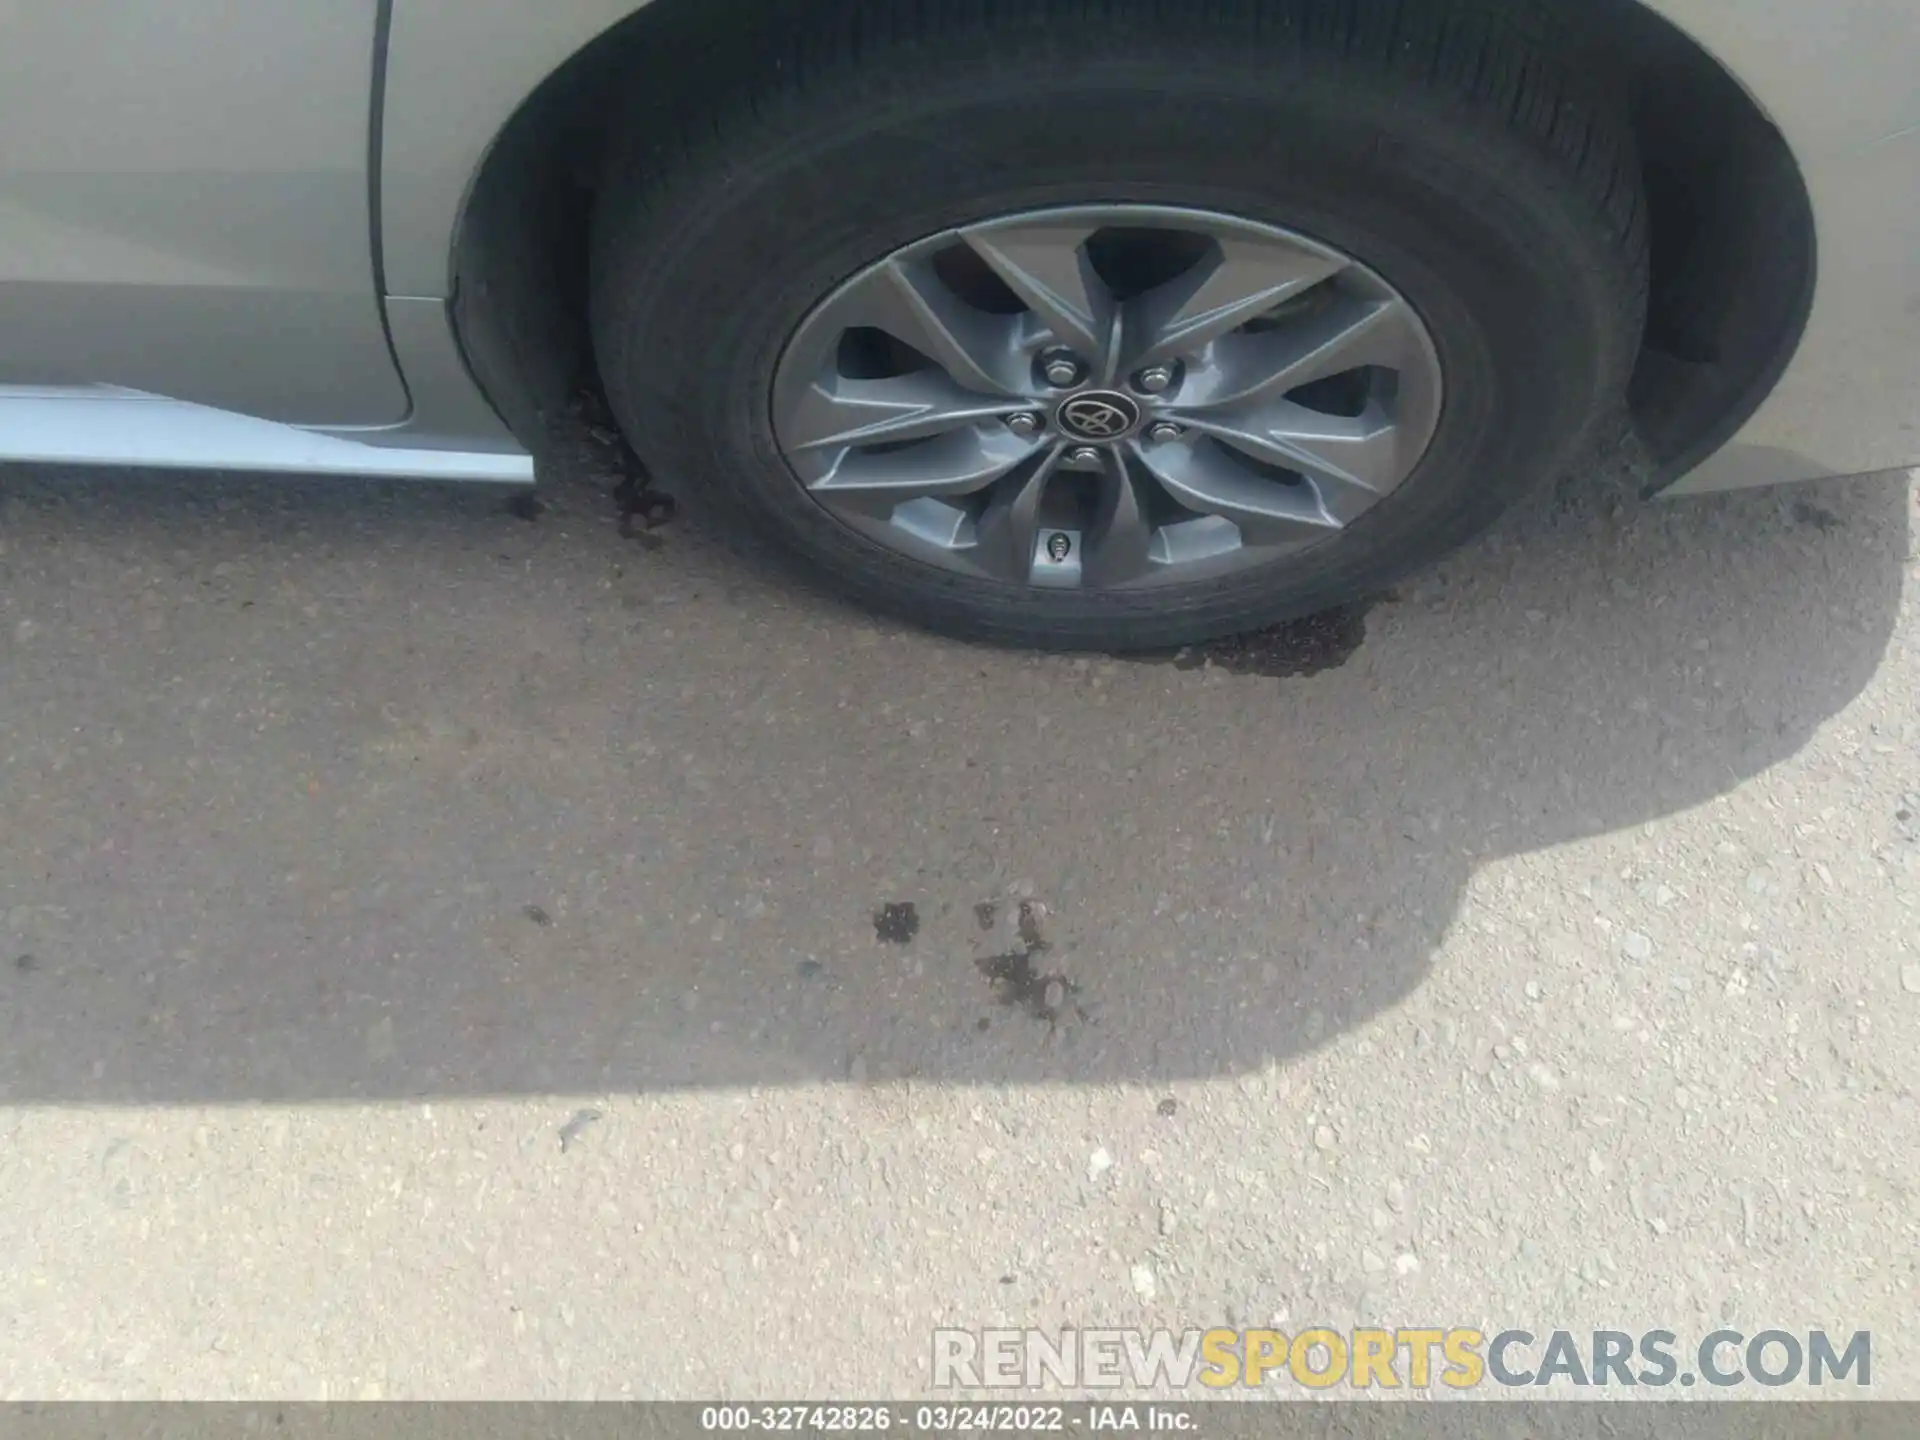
0 426 1915 1398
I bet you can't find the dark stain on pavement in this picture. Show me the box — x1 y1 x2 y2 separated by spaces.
1128 598 1377 679
977 901 1082 1026
612 466 677 539
503 493 545 523
569 385 677 541
1015 899 1044 951
1792 499 1843 532
873 901 920 945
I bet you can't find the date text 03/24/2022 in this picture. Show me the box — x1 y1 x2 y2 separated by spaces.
699 1405 1190 1433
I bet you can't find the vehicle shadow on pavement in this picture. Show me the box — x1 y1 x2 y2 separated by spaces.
0 445 1909 1102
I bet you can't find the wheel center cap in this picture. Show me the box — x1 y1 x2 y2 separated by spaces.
1055 390 1142 442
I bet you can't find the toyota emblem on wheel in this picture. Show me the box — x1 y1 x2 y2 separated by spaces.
1056 392 1142 441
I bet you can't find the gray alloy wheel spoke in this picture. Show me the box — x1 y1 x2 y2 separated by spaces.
1134 433 1345 545
806 424 1039 511
959 218 1116 373
1080 450 1157 587
837 256 1025 397
783 372 1033 454
971 446 1065 583
1182 400 1403 522
771 205 1443 591
1122 235 1346 374
1174 294 1416 413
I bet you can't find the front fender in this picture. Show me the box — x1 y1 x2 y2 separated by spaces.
380 0 656 299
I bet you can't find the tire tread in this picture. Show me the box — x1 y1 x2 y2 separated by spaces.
596 0 1648 332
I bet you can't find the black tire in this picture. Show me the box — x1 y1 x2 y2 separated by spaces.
591 0 1647 650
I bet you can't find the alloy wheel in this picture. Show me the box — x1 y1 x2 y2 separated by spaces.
770 205 1443 590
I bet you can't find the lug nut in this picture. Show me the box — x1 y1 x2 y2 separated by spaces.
1005 412 1042 438
1134 365 1175 394
1041 351 1085 388
1067 446 1103 465
1147 422 1184 442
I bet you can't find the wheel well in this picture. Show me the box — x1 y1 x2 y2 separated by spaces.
451 0 1815 483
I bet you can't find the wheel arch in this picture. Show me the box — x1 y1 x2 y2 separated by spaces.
432 0 1814 480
